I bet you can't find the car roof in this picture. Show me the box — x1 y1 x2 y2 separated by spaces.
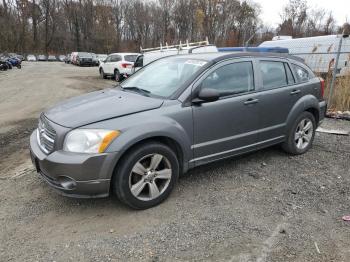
172 52 304 63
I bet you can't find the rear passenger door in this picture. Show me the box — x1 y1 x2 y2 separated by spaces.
255 59 301 144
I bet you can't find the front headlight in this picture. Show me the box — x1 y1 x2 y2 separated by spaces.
63 129 120 153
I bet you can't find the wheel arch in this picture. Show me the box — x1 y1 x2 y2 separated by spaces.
286 95 320 132
109 135 188 194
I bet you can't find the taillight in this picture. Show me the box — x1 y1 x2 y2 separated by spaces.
319 77 325 98
121 63 132 68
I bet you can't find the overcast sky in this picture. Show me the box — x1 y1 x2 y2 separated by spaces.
256 0 349 27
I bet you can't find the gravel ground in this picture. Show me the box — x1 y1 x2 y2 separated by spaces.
0 62 350 262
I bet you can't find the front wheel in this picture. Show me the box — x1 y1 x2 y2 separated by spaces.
100 68 107 79
282 111 316 155
112 142 179 209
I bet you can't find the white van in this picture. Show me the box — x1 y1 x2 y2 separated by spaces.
132 41 218 74
259 35 350 76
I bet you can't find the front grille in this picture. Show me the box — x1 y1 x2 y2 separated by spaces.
37 114 56 154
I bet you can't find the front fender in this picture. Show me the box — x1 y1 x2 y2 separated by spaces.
105 116 192 168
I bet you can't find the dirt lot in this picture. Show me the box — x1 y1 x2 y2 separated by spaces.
0 62 350 262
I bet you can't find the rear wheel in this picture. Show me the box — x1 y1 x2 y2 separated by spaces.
113 142 179 209
282 111 316 155
114 69 121 82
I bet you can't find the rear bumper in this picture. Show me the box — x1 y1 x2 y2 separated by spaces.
29 130 119 198
319 100 327 124
78 60 93 66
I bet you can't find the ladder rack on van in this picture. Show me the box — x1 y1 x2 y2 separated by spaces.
140 38 210 53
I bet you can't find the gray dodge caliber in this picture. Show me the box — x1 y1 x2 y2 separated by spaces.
30 52 326 209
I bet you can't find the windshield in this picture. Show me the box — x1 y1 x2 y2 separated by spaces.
120 57 207 98
78 52 92 58
124 55 138 62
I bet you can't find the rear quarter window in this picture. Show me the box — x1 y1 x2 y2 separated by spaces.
292 64 310 82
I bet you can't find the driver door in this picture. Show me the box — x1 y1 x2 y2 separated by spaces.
192 59 261 165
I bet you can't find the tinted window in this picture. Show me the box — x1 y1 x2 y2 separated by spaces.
260 61 287 89
124 55 138 62
110 55 121 62
292 64 309 82
201 62 254 96
285 63 295 84
105 56 112 62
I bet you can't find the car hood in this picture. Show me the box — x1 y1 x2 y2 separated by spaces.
44 88 164 128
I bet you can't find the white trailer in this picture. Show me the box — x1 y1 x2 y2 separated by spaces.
259 35 350 76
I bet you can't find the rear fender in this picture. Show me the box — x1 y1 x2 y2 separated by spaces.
285 94 320 132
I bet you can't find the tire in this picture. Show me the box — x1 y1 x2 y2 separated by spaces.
17 64 21 69
282 111 316 155
112 142 180 209
100 68 107 79
114 69 121 82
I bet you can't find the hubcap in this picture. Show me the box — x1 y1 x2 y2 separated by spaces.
129 154 172 201
294 118 313 150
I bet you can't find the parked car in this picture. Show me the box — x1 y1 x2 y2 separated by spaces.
48 55 57 61
90 53 99 66
27 54 37 62
96 54 108 65
38 55 47 61
64 54 71 64
7 53 24 61
58 55 66 62
29 52 326 209
76 52 93 66
99 52 139 81
70 52 78 65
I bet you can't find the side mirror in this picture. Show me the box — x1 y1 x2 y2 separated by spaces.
193 88 220 104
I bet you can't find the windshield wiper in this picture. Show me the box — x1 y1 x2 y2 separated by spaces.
121 86 151 96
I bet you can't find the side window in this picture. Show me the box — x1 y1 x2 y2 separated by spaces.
284 63 295 84
201 61 254 96
260 61 288 90
105 56 112 62
292 64 309 82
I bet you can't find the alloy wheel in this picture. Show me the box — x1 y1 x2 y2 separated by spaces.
129 154 172 201
294 118 313 150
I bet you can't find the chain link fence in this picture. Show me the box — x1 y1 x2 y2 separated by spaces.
261 34 350 113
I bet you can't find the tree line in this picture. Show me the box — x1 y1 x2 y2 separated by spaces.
0 0 347 55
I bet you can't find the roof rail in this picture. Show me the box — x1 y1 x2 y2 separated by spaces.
140 37 210 53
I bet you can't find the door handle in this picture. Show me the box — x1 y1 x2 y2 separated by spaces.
290 89 301 95
244 98 259 105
